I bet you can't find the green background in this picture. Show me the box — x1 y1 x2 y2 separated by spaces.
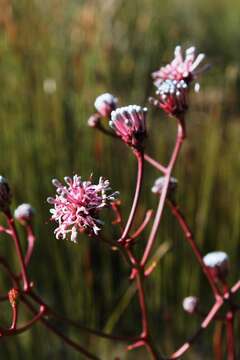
0 0 240 358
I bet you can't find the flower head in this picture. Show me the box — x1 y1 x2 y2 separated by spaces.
151 46 207 117
0 176 11 212
47 175 118 242
203 251 229 280
182 296 199 314
14 203 35 224
152 45 206 90
151 176 178 196
94 93 118 117
110 105 147 149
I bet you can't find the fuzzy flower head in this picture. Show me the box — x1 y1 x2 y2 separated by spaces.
47 175 118 242
182 296 199 314
14 203 35 224
0 176 11 212
152 45 206 90
110 105 147 149
203 251 229 280
151 46 207 117
151 176 178 197
94 93 118 117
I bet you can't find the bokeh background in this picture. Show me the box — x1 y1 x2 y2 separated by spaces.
0 0 240 358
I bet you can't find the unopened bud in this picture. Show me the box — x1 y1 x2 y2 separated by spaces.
14 203 35 224
203 251 229 280
182 296 199 314
8 288 19 307
0 176 11 212
88 113 101 128
151 176 178 196
94 93 118 117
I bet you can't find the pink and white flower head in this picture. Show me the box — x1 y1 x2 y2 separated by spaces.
47 175 118 243
110 105 147 149
182 296 199 314
14 203 35 224
152 45 206 91
94 93 118 117
151 79 188 117
151 176 178 196
203 251 229 280
0 176 11 212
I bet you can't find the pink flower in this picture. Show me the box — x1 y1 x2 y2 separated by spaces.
47 175 118 242
152 45 206 91
94 93 118 117
110 105 147 148
150 79 188 117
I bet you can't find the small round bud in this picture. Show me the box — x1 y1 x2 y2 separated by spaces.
14 203 35 224
182 296 199 314
94 93 118 117
8 288 19 308
151 176 178 196
0 176 11 212
88 113 101 128
203 251 229 280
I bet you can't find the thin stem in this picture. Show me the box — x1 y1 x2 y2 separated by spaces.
24 224 36 266
120 150 144 241
167 200 220 298
144 153 167 174
22 296 100 360
6 214 30 291
28 290 137 343
169 299 223 359
10 305 18 330
141 121 185 266
226 311 235 360
129 209 153 241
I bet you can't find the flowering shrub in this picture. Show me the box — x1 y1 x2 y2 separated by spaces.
0 45 239 359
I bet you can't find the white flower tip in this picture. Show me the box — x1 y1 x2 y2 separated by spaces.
194 83 200 92
14 203 35 222
94 93 118 116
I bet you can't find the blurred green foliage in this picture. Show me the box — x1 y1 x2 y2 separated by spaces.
0 0 240 358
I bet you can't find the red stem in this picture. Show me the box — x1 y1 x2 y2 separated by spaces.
169 299 223 359
28 290 137 343
167 200 220 298
22 296 101 360
24 224 36 266
141 121 185 266
144 153 167 174
120 150 144 241
226 311 235 360
6 214 30 291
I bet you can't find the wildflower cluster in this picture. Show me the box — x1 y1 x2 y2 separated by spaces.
47 175 118 242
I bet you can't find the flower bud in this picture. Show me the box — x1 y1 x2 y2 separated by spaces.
0 176 11 212
88 113 101 128
182 296 199 314
151 176 178 196
14 203 35 224
203 251 229 280
94 93 118 117
110 105 147 149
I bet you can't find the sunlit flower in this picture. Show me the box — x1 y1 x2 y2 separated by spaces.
0 176 11 212
110 105 147 148
203 251 229 280
182 296 199 314
47 175 118 242
94 93 118 117
14 203 35 224
152 45 206 91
